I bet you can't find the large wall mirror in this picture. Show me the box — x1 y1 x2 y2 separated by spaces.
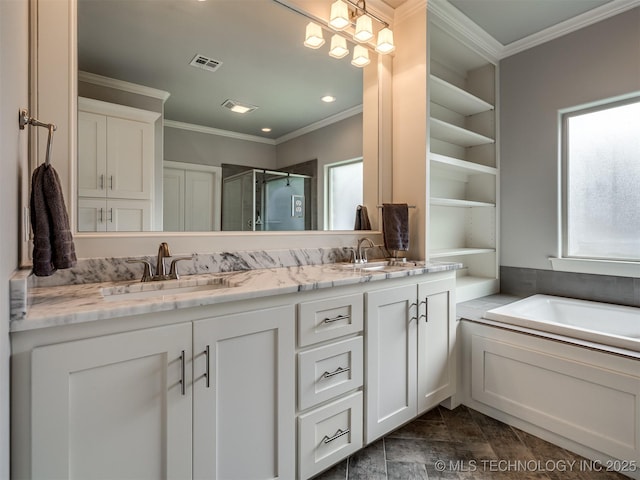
76 0 384 233
27 0 391 260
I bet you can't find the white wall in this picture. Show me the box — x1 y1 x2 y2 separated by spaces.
0 1 29 477
500 7 640 270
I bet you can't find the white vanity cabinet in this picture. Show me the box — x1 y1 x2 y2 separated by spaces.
30 323 193 480
14 303 295 480
365 273 456 443
192 305 295 480
296 293 365 479
12 270 458 480
77 97 159 232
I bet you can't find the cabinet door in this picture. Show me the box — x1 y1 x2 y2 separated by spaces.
163 167 185 231
31 323 192 480
107 198 152 231
193 305 295 480
185 170 215 231
365 284 417 443
77 111 107 198
417 278 456 413
77 197 107 232
106 116 154 200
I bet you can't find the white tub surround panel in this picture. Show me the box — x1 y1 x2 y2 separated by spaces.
459 306 640 480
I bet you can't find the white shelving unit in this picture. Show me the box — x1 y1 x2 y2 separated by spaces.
428 21 500 302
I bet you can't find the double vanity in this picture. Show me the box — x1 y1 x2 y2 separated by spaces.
10 247 460 479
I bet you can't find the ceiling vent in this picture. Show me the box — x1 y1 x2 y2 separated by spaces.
222 99 258 114
189 54 222 73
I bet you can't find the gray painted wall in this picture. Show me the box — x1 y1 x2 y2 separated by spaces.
164 126 277 170
500 7 640 270
165 114 363 230
276 114 363 229
1 1 28 476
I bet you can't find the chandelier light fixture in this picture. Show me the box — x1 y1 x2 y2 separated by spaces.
351 45 370 67
329 0 350 30
301 0 395 68
375 27 395 54
329 35 349 59
304 22 325 49
354 14 373 42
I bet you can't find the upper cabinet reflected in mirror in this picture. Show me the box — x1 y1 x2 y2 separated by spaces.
77 0 370 233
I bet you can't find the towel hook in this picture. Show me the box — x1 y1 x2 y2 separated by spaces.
19 108 57 167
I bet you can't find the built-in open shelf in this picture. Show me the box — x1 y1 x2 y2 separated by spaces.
430 197 495 208
430 247 496 258
430 118 494 147
429 18 499 302
430 75 494 116
430 153 497 176
455 275 500 303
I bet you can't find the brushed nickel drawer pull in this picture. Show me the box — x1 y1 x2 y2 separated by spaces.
323 314 350 324
204 345 210 388
179 350 185 396
322 428 350 444
321 366 351 379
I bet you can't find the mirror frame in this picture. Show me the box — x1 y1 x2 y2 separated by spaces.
23 0 393 262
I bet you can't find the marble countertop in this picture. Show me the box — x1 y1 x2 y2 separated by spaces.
12 261 460 333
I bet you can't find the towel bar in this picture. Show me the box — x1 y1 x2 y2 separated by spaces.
19 108 56 167
376 205 416 208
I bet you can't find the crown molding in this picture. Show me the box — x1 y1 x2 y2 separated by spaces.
78 71 171 102
501 0 640 58
365 0 396 25
164 120 276 145
427 0 502 63
275 105 363 144
428 0 640 61
164 105 363 146
394 0 427 24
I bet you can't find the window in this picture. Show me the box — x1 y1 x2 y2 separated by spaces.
326 159 363 230
562 96 640 262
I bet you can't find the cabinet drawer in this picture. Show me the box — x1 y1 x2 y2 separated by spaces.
298 294 363 347
298 336 363 411
298 391 363 480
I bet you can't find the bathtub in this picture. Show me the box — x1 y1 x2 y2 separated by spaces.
462 294 640 478
483 294 640 353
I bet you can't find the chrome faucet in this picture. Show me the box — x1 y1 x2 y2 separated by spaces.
356 237 375 264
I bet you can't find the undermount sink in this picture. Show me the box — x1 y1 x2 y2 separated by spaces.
101 277 233 302
339 260 422 271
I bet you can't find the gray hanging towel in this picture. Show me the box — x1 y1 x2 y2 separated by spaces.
354 205 371 230
30 164 77 276
382 203 409 251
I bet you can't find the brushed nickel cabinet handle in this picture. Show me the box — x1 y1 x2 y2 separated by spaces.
322 428 350 444
323 314 350 324
204 345 210 388
321 366 351 379
179 350 185 396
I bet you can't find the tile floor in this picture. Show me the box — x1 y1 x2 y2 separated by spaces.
314 405 630 480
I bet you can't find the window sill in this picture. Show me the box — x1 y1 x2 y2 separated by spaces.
549 257 640 278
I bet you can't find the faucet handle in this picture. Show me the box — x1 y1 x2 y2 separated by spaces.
127 259 153 282
168 256 193 280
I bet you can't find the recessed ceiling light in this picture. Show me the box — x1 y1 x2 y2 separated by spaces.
221 99 258 114
261 127 272 132
321 95 336 103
